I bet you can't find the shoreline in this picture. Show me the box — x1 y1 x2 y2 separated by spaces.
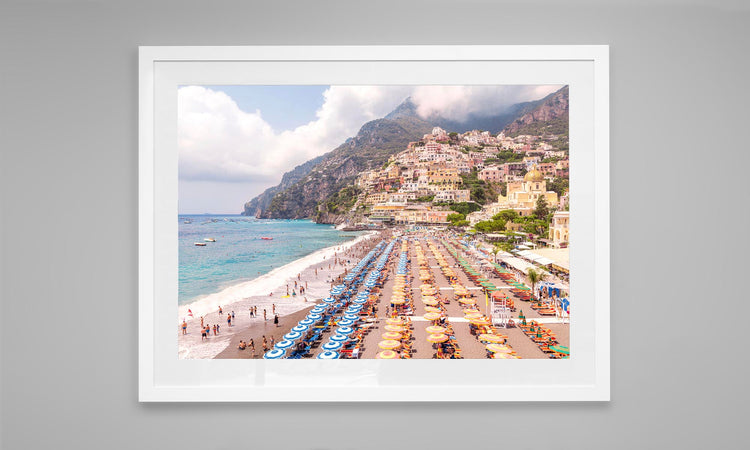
178 230 383 359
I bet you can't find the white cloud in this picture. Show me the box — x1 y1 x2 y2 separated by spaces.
411 85 561 121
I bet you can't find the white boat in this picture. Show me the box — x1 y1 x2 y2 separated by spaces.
204 238 216 242
194 242 206 246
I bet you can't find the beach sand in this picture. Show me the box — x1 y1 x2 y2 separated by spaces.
178 231 384 359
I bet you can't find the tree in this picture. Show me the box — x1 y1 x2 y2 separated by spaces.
446 213 465 225
534 195 550 219
527 268 547 299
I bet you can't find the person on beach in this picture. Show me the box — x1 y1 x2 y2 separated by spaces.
272 303 276 314
249 339 255 357
270 336 275 347
218 306 223 315
274 314 279 327
181 320 187 335
212 324 217 336
262 336 268 353
249 307 254 318
200 316 204 328
227 314 232 327
263 309 267 321
231 311 235 321
216 323 220 334
201 327 207 341
238 340 246 350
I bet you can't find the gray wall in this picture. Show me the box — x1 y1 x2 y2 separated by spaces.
1 1 748 449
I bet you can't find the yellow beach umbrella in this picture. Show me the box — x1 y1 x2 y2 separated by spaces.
376 350 400 359
470 318 491 326
464 312 483 320
382 331 402 340
384 325 407 333
423 312 441 321
486 344 513 354
386 318 404 326
427 333 449 343
424 306 442 314
379 339 401 350
421 298 439 306
390 297 406 305
458 297 476 305
479 334 505 343
425 325 447 334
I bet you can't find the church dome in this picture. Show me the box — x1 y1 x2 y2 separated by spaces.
524 166 545 182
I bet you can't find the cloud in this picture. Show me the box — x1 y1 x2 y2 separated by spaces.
411 85 561 121
178 85 561 185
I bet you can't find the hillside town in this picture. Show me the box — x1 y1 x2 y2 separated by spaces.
349 126 569 247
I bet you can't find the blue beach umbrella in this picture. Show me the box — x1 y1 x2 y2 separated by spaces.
343 314 359 321
283 331 303 341
263 349 285 359
292 324 309 333
330 333 349 343
323 297 336 304
337 326 354 335
322 341 343 351
317 351 339 359
353 298 367 304
337 319 355 326
275 339 295 350
306 313 322 321
298 318 314 326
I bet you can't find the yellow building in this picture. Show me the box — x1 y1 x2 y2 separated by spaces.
548 210 569 247
494 166 558 215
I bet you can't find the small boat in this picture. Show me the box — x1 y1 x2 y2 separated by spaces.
194 242 207 246
204 238 216 242
260 237 273 240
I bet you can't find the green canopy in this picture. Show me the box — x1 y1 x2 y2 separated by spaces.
549 345 569 355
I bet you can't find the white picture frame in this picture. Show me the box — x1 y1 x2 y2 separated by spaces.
139 45 610 402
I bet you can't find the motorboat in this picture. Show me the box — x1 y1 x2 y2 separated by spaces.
204 238 216 242
260 237 273 240
194 242 207 246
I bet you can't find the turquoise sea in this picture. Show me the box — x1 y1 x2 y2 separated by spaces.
178 216 363 305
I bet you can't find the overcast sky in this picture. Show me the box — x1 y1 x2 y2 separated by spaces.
178 85 560 214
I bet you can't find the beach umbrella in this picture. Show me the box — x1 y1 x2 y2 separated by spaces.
376 350 400 359
347 305 363 311
323 297 336 304
424 306 442 314
384 325 407 333
337 326 354 335
353 298 367 304
470 317 491 326
343 314 359 321
423 312 441 321
479 334 505 344
464 312 483 319
486 344 513 354
421 298 439 306
458 297 476 305
382 331 402 340
427 333 449 343
337 319 354 326
330 333 349 343
549 345 570 355
292 324 309 333
378 340 401 350
493 353 517 359
386 318 404 326
317 351 339 359
283 331 303 341
322 341 342 351
390 298 406 305
298 318 314 326
306 313 322 320
263 348 286 359
425 325 446 334
275 339 295 350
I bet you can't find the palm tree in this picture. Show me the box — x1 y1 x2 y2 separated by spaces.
527 268 547 299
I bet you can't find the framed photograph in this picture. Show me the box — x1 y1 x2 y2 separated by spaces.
139 45 609 401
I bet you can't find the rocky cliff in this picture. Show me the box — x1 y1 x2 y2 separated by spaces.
503 86 569 137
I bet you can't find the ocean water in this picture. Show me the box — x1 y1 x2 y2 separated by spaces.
179 216 363 306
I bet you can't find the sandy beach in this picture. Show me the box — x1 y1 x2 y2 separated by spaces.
178 231 384 358
194 230 569 360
